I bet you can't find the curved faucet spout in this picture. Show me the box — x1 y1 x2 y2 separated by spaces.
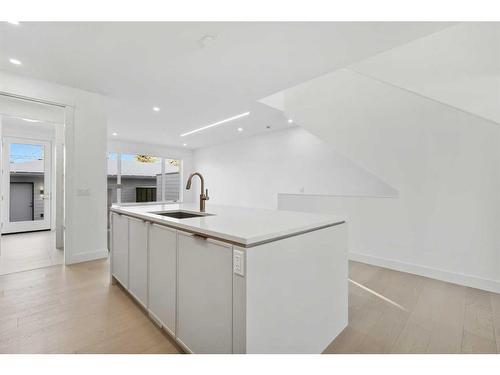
186 172 204 191
185 172 209 212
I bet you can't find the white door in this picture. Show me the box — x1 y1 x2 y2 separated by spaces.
2 137 52 233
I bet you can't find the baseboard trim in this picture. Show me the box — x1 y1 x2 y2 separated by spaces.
66 249 109 265
349 251 500 294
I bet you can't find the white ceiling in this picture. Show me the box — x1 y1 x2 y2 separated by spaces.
259 21 500 189
1 116 56 138
0 22 454 148
350 22 500 125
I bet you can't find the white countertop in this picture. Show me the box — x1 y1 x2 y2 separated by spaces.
110 203 345 247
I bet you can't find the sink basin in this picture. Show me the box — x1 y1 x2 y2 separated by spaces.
150 210 214 219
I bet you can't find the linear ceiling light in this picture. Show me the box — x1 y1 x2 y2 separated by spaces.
180 111 250 137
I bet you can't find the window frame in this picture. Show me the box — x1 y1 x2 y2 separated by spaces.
107 152 182 204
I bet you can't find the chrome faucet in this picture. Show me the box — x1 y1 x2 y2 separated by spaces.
186 172 209 212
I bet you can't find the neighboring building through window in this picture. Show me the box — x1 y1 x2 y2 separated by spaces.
107 152 181 204
163 158 181 201
120 153 162 203
136 187 157 202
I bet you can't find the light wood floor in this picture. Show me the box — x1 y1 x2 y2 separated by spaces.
0 231 63 276
0 259 181 353
1 258 499 354
325 261 500 354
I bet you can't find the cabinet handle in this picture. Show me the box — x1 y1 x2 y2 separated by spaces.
192 233 208 240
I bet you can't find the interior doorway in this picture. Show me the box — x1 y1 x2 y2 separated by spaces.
2 137 52 233
0 94 65 276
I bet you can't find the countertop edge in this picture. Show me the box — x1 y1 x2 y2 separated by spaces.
110 206 345 248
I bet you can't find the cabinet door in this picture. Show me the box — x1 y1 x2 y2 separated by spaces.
128 217 149 307
177 232 233 353
111 213 129 287
148 224 177 334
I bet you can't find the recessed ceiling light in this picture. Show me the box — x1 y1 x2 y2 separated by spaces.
237 127 243 132
288 118 293 124
112 132 118 136
181 111 250 137
153 107 160 112
7 21 20 25
182 143 187 147
9 58 21 65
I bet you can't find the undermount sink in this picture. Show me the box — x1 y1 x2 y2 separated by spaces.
150 210 214 219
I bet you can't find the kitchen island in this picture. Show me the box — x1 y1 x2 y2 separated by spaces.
109 203 347 354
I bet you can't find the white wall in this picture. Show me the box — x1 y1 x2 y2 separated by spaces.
192 126 396 209
0 70 108 264
195 67 500 294
108 139 195 203
265 68 500 293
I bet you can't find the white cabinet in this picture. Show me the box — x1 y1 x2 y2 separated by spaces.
176 232 233 353
148 224 177 335
128 217 149 307
111 212 238 353
110 209 346 354
111 213 129 287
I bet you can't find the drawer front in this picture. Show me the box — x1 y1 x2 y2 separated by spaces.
176 232 233 353
111 213 129 288
128 217 149 306
148 224 177 334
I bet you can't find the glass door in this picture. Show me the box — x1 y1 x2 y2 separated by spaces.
2 137 52 233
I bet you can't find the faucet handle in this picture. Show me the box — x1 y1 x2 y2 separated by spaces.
205 189 210 200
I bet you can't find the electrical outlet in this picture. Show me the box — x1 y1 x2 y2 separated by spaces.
233 249 245 276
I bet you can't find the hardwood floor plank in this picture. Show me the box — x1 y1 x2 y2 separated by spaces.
463 287 495 341
427 323 463 353
461 330 497 354
390 315 432 353
359 305 410 353
323 326 366 354
490 292 500 353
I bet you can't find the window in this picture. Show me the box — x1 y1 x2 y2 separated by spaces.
164 159 181 201
120 153 162 203
107 152 182 204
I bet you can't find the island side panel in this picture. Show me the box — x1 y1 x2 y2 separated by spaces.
244 224 348 354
